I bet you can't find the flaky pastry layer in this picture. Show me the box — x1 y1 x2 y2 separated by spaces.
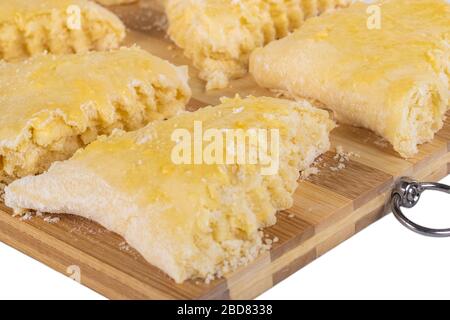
0 47 191 182
0 0 125 61
166 0 352 90
250 0 450 158
6 96 334 283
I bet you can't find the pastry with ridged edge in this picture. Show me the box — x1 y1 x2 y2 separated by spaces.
166 0 352 90
0 47 190 183
0 0 126 61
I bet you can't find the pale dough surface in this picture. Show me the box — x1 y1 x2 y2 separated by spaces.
166 0 352 90
250 0 450 158
5 96 334 283
96 0 137 5
0 0 125 61
0 47 190 182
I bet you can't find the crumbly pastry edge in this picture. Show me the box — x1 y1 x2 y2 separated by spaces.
166 0 354 90
0 67 191 183
4 97 335 283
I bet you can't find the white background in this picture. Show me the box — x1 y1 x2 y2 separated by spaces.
1 175 449 300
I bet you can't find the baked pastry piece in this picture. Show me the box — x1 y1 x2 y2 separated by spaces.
5 96 335 283
0 47 190 183
0 0 125 61
250 0 450 158
166 0 352 90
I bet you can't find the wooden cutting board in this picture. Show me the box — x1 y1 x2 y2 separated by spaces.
0 1 449 300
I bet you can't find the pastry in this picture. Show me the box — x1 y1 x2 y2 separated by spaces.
0 0 125 61
0 47 190 183
5 96 335 283
166 0 352 90
250 0 450 158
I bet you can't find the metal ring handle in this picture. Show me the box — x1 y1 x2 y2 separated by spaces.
391 177 450 237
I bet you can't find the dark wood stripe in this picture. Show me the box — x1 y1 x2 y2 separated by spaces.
268 213 315 261
187 98 208 111
272 249 316 286
199 288 231 300
110 2 166 34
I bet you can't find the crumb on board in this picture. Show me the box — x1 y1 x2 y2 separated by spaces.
301 155 325 180
330 145 359 172
301 166 319 180
288 213 295 219
204 274 215 284
69 224 105 235
119 241 131 252
43 216 60 224
330 162 346 172
20 211 33 221
16 210 59 224
264 235 279 245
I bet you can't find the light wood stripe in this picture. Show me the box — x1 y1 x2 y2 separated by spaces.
290 182 352 232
